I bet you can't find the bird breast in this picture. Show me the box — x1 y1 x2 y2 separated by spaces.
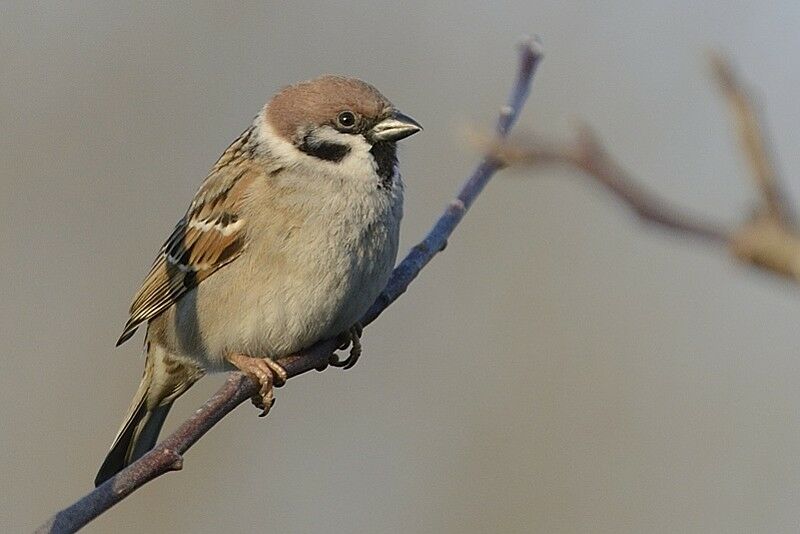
169 166 403 371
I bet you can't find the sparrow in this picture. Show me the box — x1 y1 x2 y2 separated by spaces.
95 75 421 486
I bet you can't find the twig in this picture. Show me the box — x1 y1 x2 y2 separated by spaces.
488 54 800 281
488 126 732 244
710 53 795 227
36 37 544 534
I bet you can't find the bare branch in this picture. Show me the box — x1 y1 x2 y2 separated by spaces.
36 38 544 534
486 126 732 244
729 212 800 279
487 54 800 282
710 53 795 227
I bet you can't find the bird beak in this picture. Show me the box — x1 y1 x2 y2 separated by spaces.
369 110 422 142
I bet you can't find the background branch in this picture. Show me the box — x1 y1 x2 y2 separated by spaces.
710 53 796 227
489 54 800 281
36 38 544 534
487 126 732 244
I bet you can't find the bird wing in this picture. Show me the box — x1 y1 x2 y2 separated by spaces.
117 128 265 345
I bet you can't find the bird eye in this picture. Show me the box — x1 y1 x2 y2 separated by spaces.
336 111 356 130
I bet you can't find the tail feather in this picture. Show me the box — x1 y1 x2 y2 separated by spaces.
94 400 173 486
95 340 202 487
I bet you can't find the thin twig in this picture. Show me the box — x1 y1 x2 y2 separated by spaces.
489 54 800 281
710 53 795 227
487 126 732 244
36 37 544 534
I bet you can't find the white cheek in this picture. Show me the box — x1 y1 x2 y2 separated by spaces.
304 126 377 179
255 119 377 183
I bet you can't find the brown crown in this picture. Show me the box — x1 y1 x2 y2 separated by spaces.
266 75 392 141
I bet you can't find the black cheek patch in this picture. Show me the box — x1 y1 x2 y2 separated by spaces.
297 134 351 162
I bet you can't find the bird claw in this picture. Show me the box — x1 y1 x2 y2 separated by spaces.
330 323 363 370
225 353 287 417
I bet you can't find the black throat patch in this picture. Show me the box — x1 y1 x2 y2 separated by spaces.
297 132 351 162
370 141 398 189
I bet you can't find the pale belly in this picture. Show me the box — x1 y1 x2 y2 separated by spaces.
152 210 400 372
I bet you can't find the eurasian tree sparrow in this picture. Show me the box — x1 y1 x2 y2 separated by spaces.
95 76 421 486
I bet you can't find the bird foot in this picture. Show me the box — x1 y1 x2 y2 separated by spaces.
330 323 363 370
226 353 287 416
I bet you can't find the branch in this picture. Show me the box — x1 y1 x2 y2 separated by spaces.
487 126 732 244
488 54 800 281
36 37 544 534
710 53 795 227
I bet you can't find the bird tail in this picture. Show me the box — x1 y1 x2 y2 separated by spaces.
95 340 202 487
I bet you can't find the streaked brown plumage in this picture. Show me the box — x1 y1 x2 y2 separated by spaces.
96 75 421 486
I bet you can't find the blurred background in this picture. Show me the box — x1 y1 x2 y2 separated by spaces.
4 2 800 532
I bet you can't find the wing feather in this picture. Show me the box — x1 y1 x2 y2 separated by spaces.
117 130 262 346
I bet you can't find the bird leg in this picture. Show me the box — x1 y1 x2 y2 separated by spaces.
330 323 363 370
225 353 288 417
